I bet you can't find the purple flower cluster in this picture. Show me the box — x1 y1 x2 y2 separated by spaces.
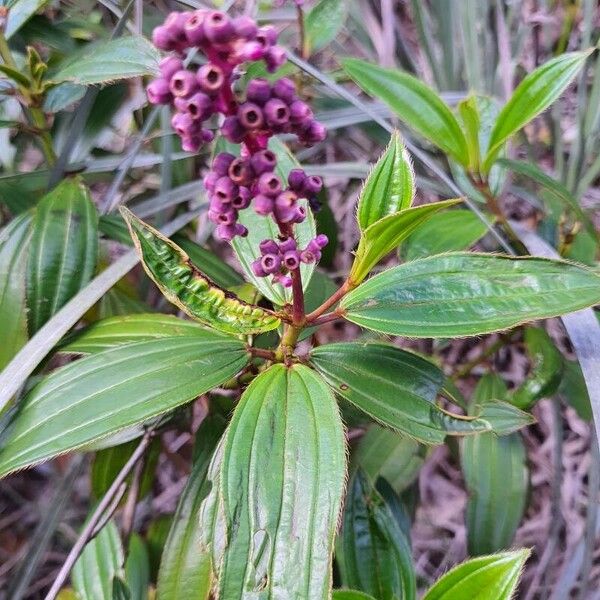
251 235 328 288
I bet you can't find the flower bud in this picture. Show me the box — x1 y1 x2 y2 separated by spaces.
232 188 251 209
171 112 197 136
212 152 236 176
228 158 253 185
152 25 175 51
252 259 267 277
170 70 198 98
184 10 207 45
273 77 296 103
283 250 300 271
256 25 278 47
246 78 272 105
186 92 213 120
181 135 202 152
146 78 172 105
278 237 297 253
250 150 277 175
287 168 307 192
273 273 293 288
264 98 290 128
300 249 320 264
221 116 245 143
203 11 235 43
258 172 283 197
239 41 265 62
303 175 323 195
209 195 229 213
253 194 274 215
196 63 225 95
261 253 282 274
216 223 238 241
238 102 264 130
259 239 280 254
216 208 237 225
159 56 184 80
265 46 286 72
303 120 327 144
214 176 238 202
233 15 258 39
289 100 313 124
203 172 218 192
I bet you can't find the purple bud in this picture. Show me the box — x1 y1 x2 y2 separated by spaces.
256 25 278 47
203 11 235 43
300 248 321 264
221 116 245 143
232 187 251 209
273 273 293 288
181 135 202 152
208 209 221 224
200 129 215 143
246 79 272 105
303 175 323 195
259 239 280 254
303 120 327 144
253 194 274 215
204 172 218 192
216 224 238 241
209 195 229 213
265 46 287 72
250 149 277 175
252 258 267 277
159 56 184 80
273 77 296 103
239 41 265 62
146 79 172 105
261 253 282 274
185 92 212 120
314 233 329 248
238 102 264 130
278 237 297 253
173 97 188 112
152 25 175 51
233 15 258 39
214 176 238 202
257 172 283 197
161 12 189 52
228 158 253 185
264 98 290 128
212 152 236 176
184 10 207 45
170 70 198 98
196 63 225 95
287 168 307 192
171 112 197 136
216 208 237 225
289 100 313 124
282 250 300 271
291 204 307 223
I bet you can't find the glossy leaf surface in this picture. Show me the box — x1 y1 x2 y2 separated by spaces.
311 342 493 444
337 470 416 600
461 375 529 555
0 213 32 370
349 199 461 284
157 414 226 600
218 364 346 599
401 209 489 261
342 253 600 337
27 177 98 334
0 333 248 477
53 36 160 85
357 132 415 230
483 51 590 171
422 549 530 600
342 58 469 164
121 208 280 335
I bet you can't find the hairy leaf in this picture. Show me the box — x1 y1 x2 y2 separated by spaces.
27 177 98 334
312 342 495 444
121 208 280 335
337 470 416 600
349 199 461 284
306 0 347 52
342 253 600 337
218 364 346 599
342 58 469 164
483 51 591 172
357 131 415 230
0 332 248 477
422 549 530 599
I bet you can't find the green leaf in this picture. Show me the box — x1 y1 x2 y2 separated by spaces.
0 332 248 477
0 213 32 371
311 342 494 444
52 36 160 85
27 177 98 334
342 253 600 337
476 401 535 435
43 82 87 112
157 414 226 600
342 58 469 165
422 549 530 600
218 364 346 598
560 359 592 421
333 592 377 600
483 51 591 172
357 131 415 230
337 470 416 600
461 375 529 555
512 327 564 409
72 521 124 600
352 425 427 494
4 0 50 38
171 234 243 289
125 534 150 600
498 158 597 241
61 314 212 354
121 207 280 335
306 0 347 52
231 136 317 305
400 209 490 261
349 199 461 284
457 95 481 171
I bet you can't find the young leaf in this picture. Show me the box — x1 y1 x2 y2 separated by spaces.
0 332 248 477
306 0 347 53
61 314 213 354
157 414 226 600
218 364 346 599
27 177 98 334
483 51 591 172
337 470 416 600
342 58 469 165
357 131 415 230
512 327 564 409
121 207 280 335
461 375 529 555
422 549 530 600
341 253 600 337
476 401 535 436
400 209 490 261
457 95 481 172
72 521 125 600
52 36 160 85
0 213 32 371
311 342 494 444
349 199 461 284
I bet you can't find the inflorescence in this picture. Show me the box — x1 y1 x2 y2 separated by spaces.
147 9 327 288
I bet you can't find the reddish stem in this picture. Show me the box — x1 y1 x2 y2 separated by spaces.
306 279 352 323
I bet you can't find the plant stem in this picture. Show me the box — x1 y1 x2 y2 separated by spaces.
290 266 305 325
249 347 277 361
312 309 345 326
306 279 352 323
296 5 308 60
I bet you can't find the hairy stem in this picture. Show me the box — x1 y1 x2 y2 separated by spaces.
306 279 352 323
